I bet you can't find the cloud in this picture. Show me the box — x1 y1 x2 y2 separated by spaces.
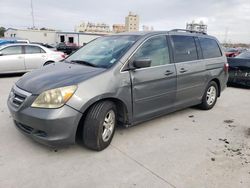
0 0 249 43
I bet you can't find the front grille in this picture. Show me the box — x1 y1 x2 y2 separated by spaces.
15 121 47 138
9 85 31 109
12 93 26 108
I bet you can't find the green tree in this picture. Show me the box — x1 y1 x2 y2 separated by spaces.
0 27 6 37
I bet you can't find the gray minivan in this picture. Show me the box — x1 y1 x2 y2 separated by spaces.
7 30 228 151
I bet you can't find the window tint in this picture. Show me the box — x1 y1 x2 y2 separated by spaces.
0 46 22 55
199 38 222 59
133 35 170 67
172 35 198 63
25 46 45 54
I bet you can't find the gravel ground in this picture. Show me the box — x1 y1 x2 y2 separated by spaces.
0 75 249 188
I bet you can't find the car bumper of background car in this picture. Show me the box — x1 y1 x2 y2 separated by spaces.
228 74 250 87
7 87 83 147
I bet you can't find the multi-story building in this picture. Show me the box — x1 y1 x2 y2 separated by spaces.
186 21 207 33
112 24 126 33
125 12 139 32
75 22 111 34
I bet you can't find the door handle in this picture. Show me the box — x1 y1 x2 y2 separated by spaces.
164 70 174 76
179 68 188 73
17 56 24 59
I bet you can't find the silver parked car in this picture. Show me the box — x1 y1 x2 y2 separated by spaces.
0 43 65 74
7 30 229 151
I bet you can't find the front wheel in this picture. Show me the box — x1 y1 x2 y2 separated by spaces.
199 81 218 110
83 101 117 151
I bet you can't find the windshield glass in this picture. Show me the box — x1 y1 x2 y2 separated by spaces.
66 35 139 68
236 51 250 59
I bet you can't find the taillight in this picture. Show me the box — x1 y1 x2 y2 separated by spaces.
61 54 66 59
224 63 229 72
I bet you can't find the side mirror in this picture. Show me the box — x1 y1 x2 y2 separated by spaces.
0 52 3 56
132 58 151 69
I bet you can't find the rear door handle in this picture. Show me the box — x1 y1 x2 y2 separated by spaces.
164 70 174 76
179 68 188 73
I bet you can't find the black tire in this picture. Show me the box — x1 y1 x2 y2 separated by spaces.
199 81 218 110
83 101 117 151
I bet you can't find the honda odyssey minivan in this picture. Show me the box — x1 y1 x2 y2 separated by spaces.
7 30 228 151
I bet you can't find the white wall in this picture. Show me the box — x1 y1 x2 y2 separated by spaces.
4 29 57 44
5 29 102 46
56 33 100 46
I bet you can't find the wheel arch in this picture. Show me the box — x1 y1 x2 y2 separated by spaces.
75 97 129 142
43 60 55 66
210 78 221 97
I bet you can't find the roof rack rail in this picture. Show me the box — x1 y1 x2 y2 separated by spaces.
170 29 207 35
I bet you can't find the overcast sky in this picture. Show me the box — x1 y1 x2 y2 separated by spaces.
0 0 249 43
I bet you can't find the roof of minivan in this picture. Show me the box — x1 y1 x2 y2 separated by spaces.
115 30 215 39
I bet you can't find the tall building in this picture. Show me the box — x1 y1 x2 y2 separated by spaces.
112 24 126 33
125 12 139 32
186 21 207 33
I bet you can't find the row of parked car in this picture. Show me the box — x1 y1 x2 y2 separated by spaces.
224 47 248 57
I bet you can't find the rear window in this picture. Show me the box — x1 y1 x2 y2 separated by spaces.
25 46 45 54
171 35 198 63
199 38 222 59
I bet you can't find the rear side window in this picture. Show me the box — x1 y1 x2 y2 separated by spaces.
199 38 222 59
171 35 198 63
0 46 22 55
25 46 45 54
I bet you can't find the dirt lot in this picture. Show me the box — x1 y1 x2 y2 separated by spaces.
0 75 249 188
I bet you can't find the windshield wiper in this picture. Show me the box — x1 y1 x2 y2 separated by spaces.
70 60 98 67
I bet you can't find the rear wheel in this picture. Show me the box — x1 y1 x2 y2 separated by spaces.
199 81 218 110
83 101 117 151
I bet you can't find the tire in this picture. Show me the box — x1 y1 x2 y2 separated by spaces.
83 101 117 151
199 81 218 110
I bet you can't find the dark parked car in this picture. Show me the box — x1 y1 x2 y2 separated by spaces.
56 42 79 55
31 42 57 51
227 51 250 87
7 30 228 151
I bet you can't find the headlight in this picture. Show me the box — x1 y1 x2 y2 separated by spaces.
31 85 77 108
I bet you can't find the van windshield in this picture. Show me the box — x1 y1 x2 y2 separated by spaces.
66 35 139 68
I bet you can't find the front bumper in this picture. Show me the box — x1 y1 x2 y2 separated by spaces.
7 85 83 147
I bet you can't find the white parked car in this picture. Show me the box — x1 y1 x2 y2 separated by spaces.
0 43 66 74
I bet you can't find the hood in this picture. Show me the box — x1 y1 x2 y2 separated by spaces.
16 62 106 94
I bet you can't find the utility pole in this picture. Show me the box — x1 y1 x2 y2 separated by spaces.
31 0 35 29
